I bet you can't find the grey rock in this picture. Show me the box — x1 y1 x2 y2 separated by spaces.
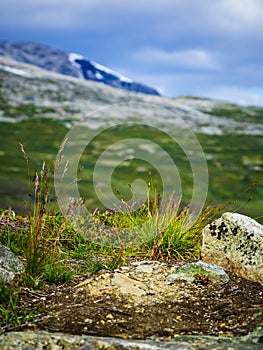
166 260 229 284
0 267 15 283
0 330 263 350
0 244 24 283
76 261 186 304
201 212 263 283
134 261 163 274
135 264 154 273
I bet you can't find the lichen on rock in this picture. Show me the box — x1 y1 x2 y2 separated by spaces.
166 261 229 284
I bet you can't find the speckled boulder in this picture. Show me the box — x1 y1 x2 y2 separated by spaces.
201 212 263 283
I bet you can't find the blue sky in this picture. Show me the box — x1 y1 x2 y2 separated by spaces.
1 0 263 106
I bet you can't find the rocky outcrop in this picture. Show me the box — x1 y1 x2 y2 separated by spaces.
0 244 24 283
74 260 229 305
201 212 263 283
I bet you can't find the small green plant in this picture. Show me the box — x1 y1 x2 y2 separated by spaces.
44 263 73 284
0 282 45 332
22 274 45 290
0 295 19 328
0 283 21 329
88 259 108 275
0 210 28 256
0 282 17 305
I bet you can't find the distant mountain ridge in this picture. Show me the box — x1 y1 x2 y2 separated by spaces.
0 41 160 96
1 54 262 136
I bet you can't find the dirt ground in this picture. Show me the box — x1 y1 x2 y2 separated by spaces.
9 265 263 341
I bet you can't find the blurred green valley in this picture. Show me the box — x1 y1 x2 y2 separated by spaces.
0 57 262 222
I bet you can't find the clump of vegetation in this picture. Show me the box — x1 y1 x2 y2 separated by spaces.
1 147 221 278
95 182 219 260
146 205 216 260
0 149 223 333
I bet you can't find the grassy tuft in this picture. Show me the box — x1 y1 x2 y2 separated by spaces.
94 179 221 260
145 205 218 260
19 144 69 277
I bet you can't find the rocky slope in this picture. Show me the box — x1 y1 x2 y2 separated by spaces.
0 55 262 135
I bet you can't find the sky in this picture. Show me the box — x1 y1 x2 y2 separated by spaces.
1 0 263 106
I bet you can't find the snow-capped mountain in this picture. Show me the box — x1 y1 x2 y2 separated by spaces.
0 41 160 96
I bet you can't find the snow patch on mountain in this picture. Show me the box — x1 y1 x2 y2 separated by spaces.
91 60 133 83
0 64 34 78
68 53 84 63
95 71 103 80
68 53 84 78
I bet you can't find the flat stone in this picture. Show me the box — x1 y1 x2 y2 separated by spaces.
166 261 229 284
111 272 147 297
0 330 262 350
135 265 154 273
201 212 263 283
0 244 24 283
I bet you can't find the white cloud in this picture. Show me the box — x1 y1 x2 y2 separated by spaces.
1 0 263 42
120 69 263 106
119 70 212 97
202 86 263 106
0 0 108 29
218 0 263 33
0 0 263 106
132 48 221 71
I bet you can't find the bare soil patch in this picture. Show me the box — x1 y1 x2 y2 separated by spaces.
10 263 263 341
